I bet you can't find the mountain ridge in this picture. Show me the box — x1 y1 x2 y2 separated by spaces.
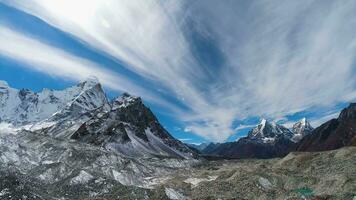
0 78 196 159
296 103 356 151
200 118 314 158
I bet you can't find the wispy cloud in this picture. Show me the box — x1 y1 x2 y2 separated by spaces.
234 124 257 132
0 25 175 109
2 0 356 142
310 111 340 128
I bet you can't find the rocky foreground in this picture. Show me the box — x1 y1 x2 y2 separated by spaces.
1 144 355 199
158 146 356 200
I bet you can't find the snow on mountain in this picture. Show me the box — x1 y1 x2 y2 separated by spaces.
71 93 197 159
245 118 314 144
0 78 195 159
112 92 139 109
0 130 196 192
247 119 293 143
0 78 199 198
30 78 110 138
201 118 316 159
291 118 314 142
0 77 108 128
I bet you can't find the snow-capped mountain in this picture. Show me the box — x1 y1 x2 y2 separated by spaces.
291 118 314 142
0 78 196 159
30 77 111 138
71 93 197 159
0 77 108 127
202 118 314 159
0 78 198 199
247 119 294 143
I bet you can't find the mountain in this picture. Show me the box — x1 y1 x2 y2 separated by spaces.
186 142 211 151
296 103 356 151
291 118 314 142
0 77 108 127
201 118 314 159
0 78 195 159
201 119 295 159
247 119 294 142
71 93 196 159
0 78 199 199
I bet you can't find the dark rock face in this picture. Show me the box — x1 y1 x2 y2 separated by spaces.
204 137 294 159
71 94 197 159
296 103 356 151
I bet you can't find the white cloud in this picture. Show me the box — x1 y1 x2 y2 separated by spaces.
0 25 176 109
3 0 356 142
234 124 257 132
310 112 340 128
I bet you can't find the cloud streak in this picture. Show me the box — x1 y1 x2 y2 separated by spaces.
0 25 177 109
2 0 356 141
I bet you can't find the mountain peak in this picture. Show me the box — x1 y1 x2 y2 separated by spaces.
301 117 306 124
295 118 312 127
78 76 100 89
291 118 313 142
247 118 293 143
112 92 141 109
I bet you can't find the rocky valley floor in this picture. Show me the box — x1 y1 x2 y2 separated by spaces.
0 135 355 200
159 146 356 200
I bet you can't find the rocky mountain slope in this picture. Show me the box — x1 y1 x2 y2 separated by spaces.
296 103 356 151
0 130 197 199
0 77 108 127
0 79 196 159
201 118 313 159
291 118 314 142
71 93 196 159
0 78 199 199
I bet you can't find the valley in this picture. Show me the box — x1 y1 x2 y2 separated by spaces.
0 79 355 200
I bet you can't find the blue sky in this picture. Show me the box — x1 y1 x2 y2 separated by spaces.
0 1 356 144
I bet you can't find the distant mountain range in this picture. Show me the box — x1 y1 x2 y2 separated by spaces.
194 105 356 159
197 118 313 159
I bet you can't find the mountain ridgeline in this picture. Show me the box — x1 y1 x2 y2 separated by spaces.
198 108 356 159
0 78 196 159
0 77 355 160
296 103 356 151
199 118 314 159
